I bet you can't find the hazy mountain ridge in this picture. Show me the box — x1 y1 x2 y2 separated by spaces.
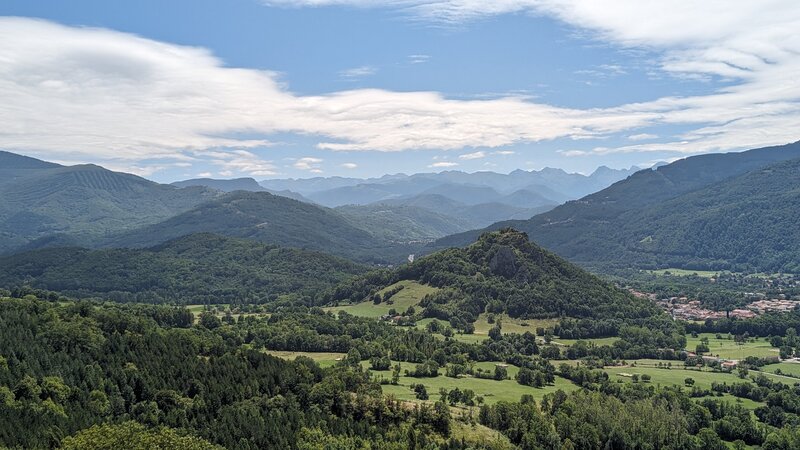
102 190 410 263
172 177 312 203
430 141 800 273
259 165 639 208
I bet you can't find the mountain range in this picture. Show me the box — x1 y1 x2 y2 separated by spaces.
432 141 800 273
259 165 637 207
4 141 800 274
177 165 639 237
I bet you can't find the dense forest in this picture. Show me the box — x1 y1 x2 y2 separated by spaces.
4 292 800 449
0 295 460 449
0 233 367 305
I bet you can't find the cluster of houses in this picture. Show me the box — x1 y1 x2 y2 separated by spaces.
653 296 799 321
658 298 757 321
747 298 799 314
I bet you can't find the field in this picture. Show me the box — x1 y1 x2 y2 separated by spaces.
367 360 581 405
761 361 800 378
265 349 791 413
416 315 564 344
648 268 725 278
553 337 620 346
324 280 439 318
685 333 778 359
186 303 269 323
265 350 346 368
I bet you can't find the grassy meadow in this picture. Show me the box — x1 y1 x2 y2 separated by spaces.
685 333 778 359
324 280 439 318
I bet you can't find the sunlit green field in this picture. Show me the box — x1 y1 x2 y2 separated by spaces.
648 268 725 278
265 350 346 368
761 361 800 378
366 360 580 405
265 349 789 412
324 280 439 318
553 337 621 346
416 315 561 344
685 333 778 359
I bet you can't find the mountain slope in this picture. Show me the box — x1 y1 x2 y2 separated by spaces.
172 177 312 202
0 151 60 187
375 194 555 229
595 158 800 272
172 177 268 192
432 141 800 273
326 229 660 327
335 203 472 242
105 191 405 263
0 160 217 253
0 233 366 304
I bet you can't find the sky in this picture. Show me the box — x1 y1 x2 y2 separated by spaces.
1 1 799 182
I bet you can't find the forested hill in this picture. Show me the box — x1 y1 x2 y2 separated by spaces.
0 233 367 304
432 141 800 273
104 191 408 263
0 158 217 254
326 228 663 332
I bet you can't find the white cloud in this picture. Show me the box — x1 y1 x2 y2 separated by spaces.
558 149 590 157
196 172 212 178
628 133 658 141
428 161 458 168
494 150 515 155
408 54 430 64
199 150 278 176
339 65 377 79
293 157 323 170
2 9 800 175
219 170 234 177
340 162 358 169
459 151 486 160
259 1 800 153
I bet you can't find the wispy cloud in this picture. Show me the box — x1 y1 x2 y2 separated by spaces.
340 162 358 169
628 133 658 141
459 151 486 160
558 150 590 157
428 161 458 168
339 65 377 79
408 54 430 64
293 157 323 171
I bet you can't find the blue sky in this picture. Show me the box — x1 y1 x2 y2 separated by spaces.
1 1 798 182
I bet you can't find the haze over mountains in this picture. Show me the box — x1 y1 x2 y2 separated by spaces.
178 165 639 235
3 141 800 274
0 150 638 259
433 141 800 273
259 166 637 207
